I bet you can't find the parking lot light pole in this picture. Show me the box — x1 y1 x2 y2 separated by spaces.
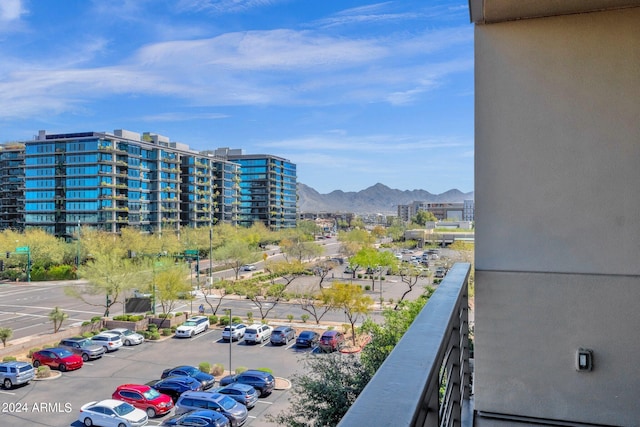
226 308 232 375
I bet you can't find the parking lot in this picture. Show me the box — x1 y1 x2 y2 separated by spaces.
0 326 318 427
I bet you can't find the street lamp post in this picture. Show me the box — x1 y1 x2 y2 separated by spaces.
226 308 232 375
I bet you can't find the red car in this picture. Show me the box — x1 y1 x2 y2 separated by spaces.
32 347 83 371
112 384 174 417
319 330 346 353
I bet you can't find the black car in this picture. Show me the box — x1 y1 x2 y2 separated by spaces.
295 330 320 348
147 376 203 403
161 409 230 427
219 369 275 397
161 365 215 390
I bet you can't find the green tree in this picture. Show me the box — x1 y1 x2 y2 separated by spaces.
154 262 193 315
0 327 12 347
413 210 438 226
323 283 372 345
265 353 371 427
49 306 68 333
214 239 258 280
350 247 397 290
67 251 144 317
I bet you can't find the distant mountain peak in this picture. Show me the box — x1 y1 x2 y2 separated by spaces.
297 183 473 214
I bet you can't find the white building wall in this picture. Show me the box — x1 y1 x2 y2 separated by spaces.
474 7 640 425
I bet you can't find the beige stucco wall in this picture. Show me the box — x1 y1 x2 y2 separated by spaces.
474 7 640 425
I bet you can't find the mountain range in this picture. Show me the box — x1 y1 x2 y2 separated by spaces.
298 183 474 214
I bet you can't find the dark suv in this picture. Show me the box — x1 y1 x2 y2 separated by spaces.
270 326 295 345
59 337 106 361
219 369 275 397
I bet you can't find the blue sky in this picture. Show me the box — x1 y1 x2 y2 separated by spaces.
0 0 474 195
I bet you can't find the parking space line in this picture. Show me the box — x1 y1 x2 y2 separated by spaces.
190 329 215 341
256 400 273 405
0 390 16 395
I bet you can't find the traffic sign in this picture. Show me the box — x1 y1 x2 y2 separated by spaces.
16 246 29 253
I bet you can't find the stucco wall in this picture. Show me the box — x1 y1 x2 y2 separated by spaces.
474 7 640 425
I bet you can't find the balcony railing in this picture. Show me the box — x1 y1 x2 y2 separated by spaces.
339 262 472 427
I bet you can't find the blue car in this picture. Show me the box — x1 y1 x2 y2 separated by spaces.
213 383 259 409
147 376 203 403
161 409 230 427
161 365 215 390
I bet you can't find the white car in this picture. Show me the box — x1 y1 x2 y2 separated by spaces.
78 399 148 427
241 264 256 271
244 324 273 344
221 323 247 341
105 328 145 346
175 316 210 338
91 332 124 352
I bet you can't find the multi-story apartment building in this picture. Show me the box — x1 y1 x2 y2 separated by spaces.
213 148 297 229
398 201 473 222
10 129 249 237
0 144 25 231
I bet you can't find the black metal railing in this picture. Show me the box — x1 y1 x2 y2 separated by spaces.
338 262 472 427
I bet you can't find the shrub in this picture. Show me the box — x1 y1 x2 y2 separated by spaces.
158 313 174 319
357 274 363 279
81 321 92 326
301 314 309 323
256 367 273 375
246 312 254 323
232 316 242 324
139 331 151 339
175 312 183 317
381 276 385 281
364 285 371 291
161 328 172 336
235 366 248 374
212 363 225 376
219 317 230 326
36 366 51 378
90 316 102 323
170 326 177 333
2 356 17 362
28 348 40 358
81 332 94 338
148 332 161 340
199 362 211 374
327 326 334 331
113 314 144 321
148 324 158 332
208 315 218 325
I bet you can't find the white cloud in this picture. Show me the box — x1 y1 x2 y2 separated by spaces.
0 0 25 21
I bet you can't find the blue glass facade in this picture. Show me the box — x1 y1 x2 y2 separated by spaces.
2 130 294 236
226 155 297 229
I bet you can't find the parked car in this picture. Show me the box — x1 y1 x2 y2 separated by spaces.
295 330 320 348
344 266 355 274
161 409 230 427
106 328 145 346
175 391 248 427
434 267 446 278
175 316 210 338
78 399 148 427
219 369 275 397
270 326 295 345
241 264 256 271
32 347 83 371
212 383 259 409
133 289 152 298
91 332 124 352
0 361 35 389
147 376 202 403
221 323 247 341
319 330 345 353
161 365 215 390
112 383 174 418
243 324 272 344
59 337 106 361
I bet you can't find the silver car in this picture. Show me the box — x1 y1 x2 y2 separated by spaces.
106 328 145 346
59 337 106 361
